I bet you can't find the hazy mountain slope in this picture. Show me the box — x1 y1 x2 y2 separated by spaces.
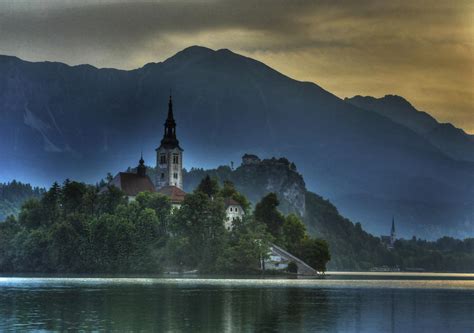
345 95 474 162
0 181 44 221
0 46 473 238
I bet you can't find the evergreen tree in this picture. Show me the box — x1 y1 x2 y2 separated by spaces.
254 193 285 238
196 175 220 198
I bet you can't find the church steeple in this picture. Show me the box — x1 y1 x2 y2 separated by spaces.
155 94 184 190
391 217 396 235
160 93 181 149
137 152 146 177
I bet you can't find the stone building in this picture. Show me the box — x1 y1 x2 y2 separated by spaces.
157 185 187 209
242 154 261 165
155 95 184 190
107 155 156 201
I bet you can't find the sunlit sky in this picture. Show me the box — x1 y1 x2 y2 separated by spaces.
1 0 472 133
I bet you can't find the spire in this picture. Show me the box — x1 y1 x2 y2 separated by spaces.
159 92 181 150
167 93 174 123
137 153 146 177
391 217 395 234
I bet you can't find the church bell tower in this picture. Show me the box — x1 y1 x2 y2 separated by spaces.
155 94 184 189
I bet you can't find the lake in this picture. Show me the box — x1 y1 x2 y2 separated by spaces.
0 272 472 332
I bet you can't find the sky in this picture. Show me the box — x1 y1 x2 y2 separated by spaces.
0 0 472 133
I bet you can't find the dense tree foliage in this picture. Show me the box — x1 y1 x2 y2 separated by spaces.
255 194 331 272
304 192 474 272
0 179 287 274
0 180 44 221
0 181 169 273
254 193 285 239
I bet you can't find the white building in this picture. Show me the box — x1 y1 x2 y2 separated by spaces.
224 198 245 230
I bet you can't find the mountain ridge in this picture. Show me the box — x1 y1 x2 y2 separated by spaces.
345 94 474 162
0 45 472 239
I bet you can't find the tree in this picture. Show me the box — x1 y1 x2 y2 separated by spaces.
97 185 127 214
282 214 307 253
169 192 226 271
216 216 272 273
299 237 331 272
135 192 171 235
254 193 285 239
220 181 250 211
18 198 43 229
196 175 220 198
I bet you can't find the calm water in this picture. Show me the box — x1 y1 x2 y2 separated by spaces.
0 273 473 332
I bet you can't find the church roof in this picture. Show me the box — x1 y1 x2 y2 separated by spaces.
109 172 156 197
224 197 242 207
157 185 187 204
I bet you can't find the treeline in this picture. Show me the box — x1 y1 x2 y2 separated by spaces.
0 181 44 221
0 177 330 274
390 237 474 272
304 192 474 272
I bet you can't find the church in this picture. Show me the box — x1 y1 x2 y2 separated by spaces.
107 95 245 225
381 217 396 249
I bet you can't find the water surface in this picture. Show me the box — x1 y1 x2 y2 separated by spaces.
0 273 472 332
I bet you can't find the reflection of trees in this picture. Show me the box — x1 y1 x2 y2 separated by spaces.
1 282 334 331
13 281 473 332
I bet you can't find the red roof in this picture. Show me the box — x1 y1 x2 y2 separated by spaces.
109 172 156 196
157 186 187 204
224 197 241 207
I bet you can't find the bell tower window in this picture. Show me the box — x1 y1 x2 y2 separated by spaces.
173 154 179 164
160 154 167 164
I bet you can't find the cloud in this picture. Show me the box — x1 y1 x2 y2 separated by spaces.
0 0 472 132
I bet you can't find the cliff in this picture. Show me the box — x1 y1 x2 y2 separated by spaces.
183 156 306 216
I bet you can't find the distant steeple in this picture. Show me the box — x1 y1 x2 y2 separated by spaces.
137 152 146 177
391 217 395 235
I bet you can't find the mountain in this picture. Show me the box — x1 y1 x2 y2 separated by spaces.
0 46 473 239
345 95 474 162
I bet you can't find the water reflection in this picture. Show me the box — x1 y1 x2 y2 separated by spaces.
0 277 473 332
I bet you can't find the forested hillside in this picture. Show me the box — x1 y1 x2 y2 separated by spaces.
0 181 44 221
183 159 474 271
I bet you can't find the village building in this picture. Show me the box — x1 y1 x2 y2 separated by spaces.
242 153 261 165
106 155 156 201
157 185 186 209
263 244 318 275
224 198 245 230
381 217 397 249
